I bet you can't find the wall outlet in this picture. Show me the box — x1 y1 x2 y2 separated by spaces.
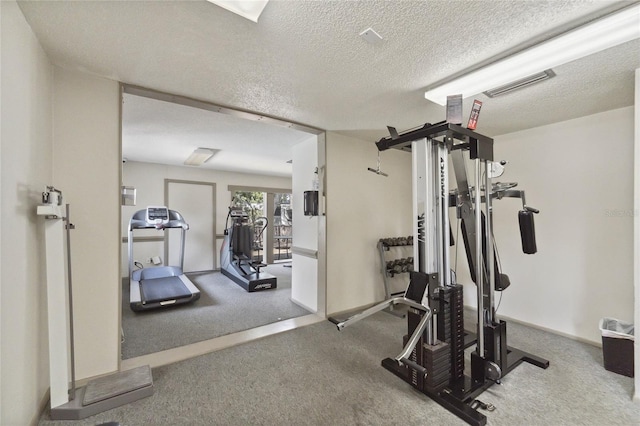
146 257 153 264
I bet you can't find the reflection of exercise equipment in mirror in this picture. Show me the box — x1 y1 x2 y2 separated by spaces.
220 205 277 292
330 122 547 426
128 206 200 311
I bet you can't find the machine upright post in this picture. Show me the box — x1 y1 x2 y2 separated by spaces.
180 227 187 271
484 160 495 320
439 143 451 286
64 204 76 400
128 226 134 279
475 158 484 356
412 138 437 345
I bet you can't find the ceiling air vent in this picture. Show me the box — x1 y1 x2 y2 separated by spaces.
483 69 555 98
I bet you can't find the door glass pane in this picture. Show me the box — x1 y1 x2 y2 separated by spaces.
233 191 266 262
273 193 292 261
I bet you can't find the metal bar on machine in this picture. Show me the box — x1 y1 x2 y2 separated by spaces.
440 143 451 286
412 138 438 345
64 204 76 400
434 140 444 289
328 296 429 331
484 161 495 319
376 122 493 153
425 141 436 280
395 307 433 376
475 159 484 356
412 140 422 275
180 226 187 271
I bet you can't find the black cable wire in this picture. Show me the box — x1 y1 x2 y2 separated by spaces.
493 237 504 313
454 217 460 274
255 216 269 239
496 290 504 312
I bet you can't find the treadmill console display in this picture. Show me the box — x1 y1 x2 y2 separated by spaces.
146 206 170 225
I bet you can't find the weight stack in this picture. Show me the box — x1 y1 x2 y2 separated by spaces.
403 333 425 390
406 308 427 389
422 341 451 391
437 285 465 381
401 336 451 392
405 309 452 391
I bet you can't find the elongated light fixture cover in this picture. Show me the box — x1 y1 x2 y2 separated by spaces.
424 4 640 105
184 148 217 166
206 0 269 23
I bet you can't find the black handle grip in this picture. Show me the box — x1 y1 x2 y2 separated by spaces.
399 358 428 378
525 206 540 214
328 317 344 330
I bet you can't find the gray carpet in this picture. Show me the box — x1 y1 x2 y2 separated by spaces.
121 263 310 359
40 312 640 425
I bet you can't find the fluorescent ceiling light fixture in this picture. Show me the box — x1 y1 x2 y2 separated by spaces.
184 148 218 166
206 0 269 23
424 4 640 105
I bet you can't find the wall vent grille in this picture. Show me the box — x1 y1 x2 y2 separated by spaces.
484 69 555 98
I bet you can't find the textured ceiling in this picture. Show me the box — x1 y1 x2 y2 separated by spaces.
122 93 312 176
17 0 640 170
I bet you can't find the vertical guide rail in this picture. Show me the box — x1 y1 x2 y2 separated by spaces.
128 223 134 279
411 140 422 278
439 143 450 286
412 138 437 345
434 140 444 290
474 159 484 356
180 225 187 271
484 161 495 321
64 204 76 400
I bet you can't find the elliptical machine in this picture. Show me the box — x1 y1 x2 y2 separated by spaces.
220 206 277 292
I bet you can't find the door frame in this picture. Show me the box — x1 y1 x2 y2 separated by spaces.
165 179 217 271
119 83 327 368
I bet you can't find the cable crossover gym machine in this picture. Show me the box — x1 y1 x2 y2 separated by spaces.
329 122 548 426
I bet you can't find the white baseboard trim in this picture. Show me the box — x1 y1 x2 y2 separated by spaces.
463 306 601 347
290 297 318 314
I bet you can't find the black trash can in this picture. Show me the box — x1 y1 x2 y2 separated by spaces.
599 317 634 377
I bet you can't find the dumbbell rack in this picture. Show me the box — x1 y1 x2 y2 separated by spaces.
377 236 413 317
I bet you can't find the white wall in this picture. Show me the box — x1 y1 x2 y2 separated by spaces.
325 132 413 314
465 107 634 344
52 67 121 379
291 135 318 310
0 2 53 424
121 161 292 277
326 109 634 346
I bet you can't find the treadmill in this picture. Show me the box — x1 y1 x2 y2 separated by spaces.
128 206 200 312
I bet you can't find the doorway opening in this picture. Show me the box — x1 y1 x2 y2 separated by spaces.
119 85 326 366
